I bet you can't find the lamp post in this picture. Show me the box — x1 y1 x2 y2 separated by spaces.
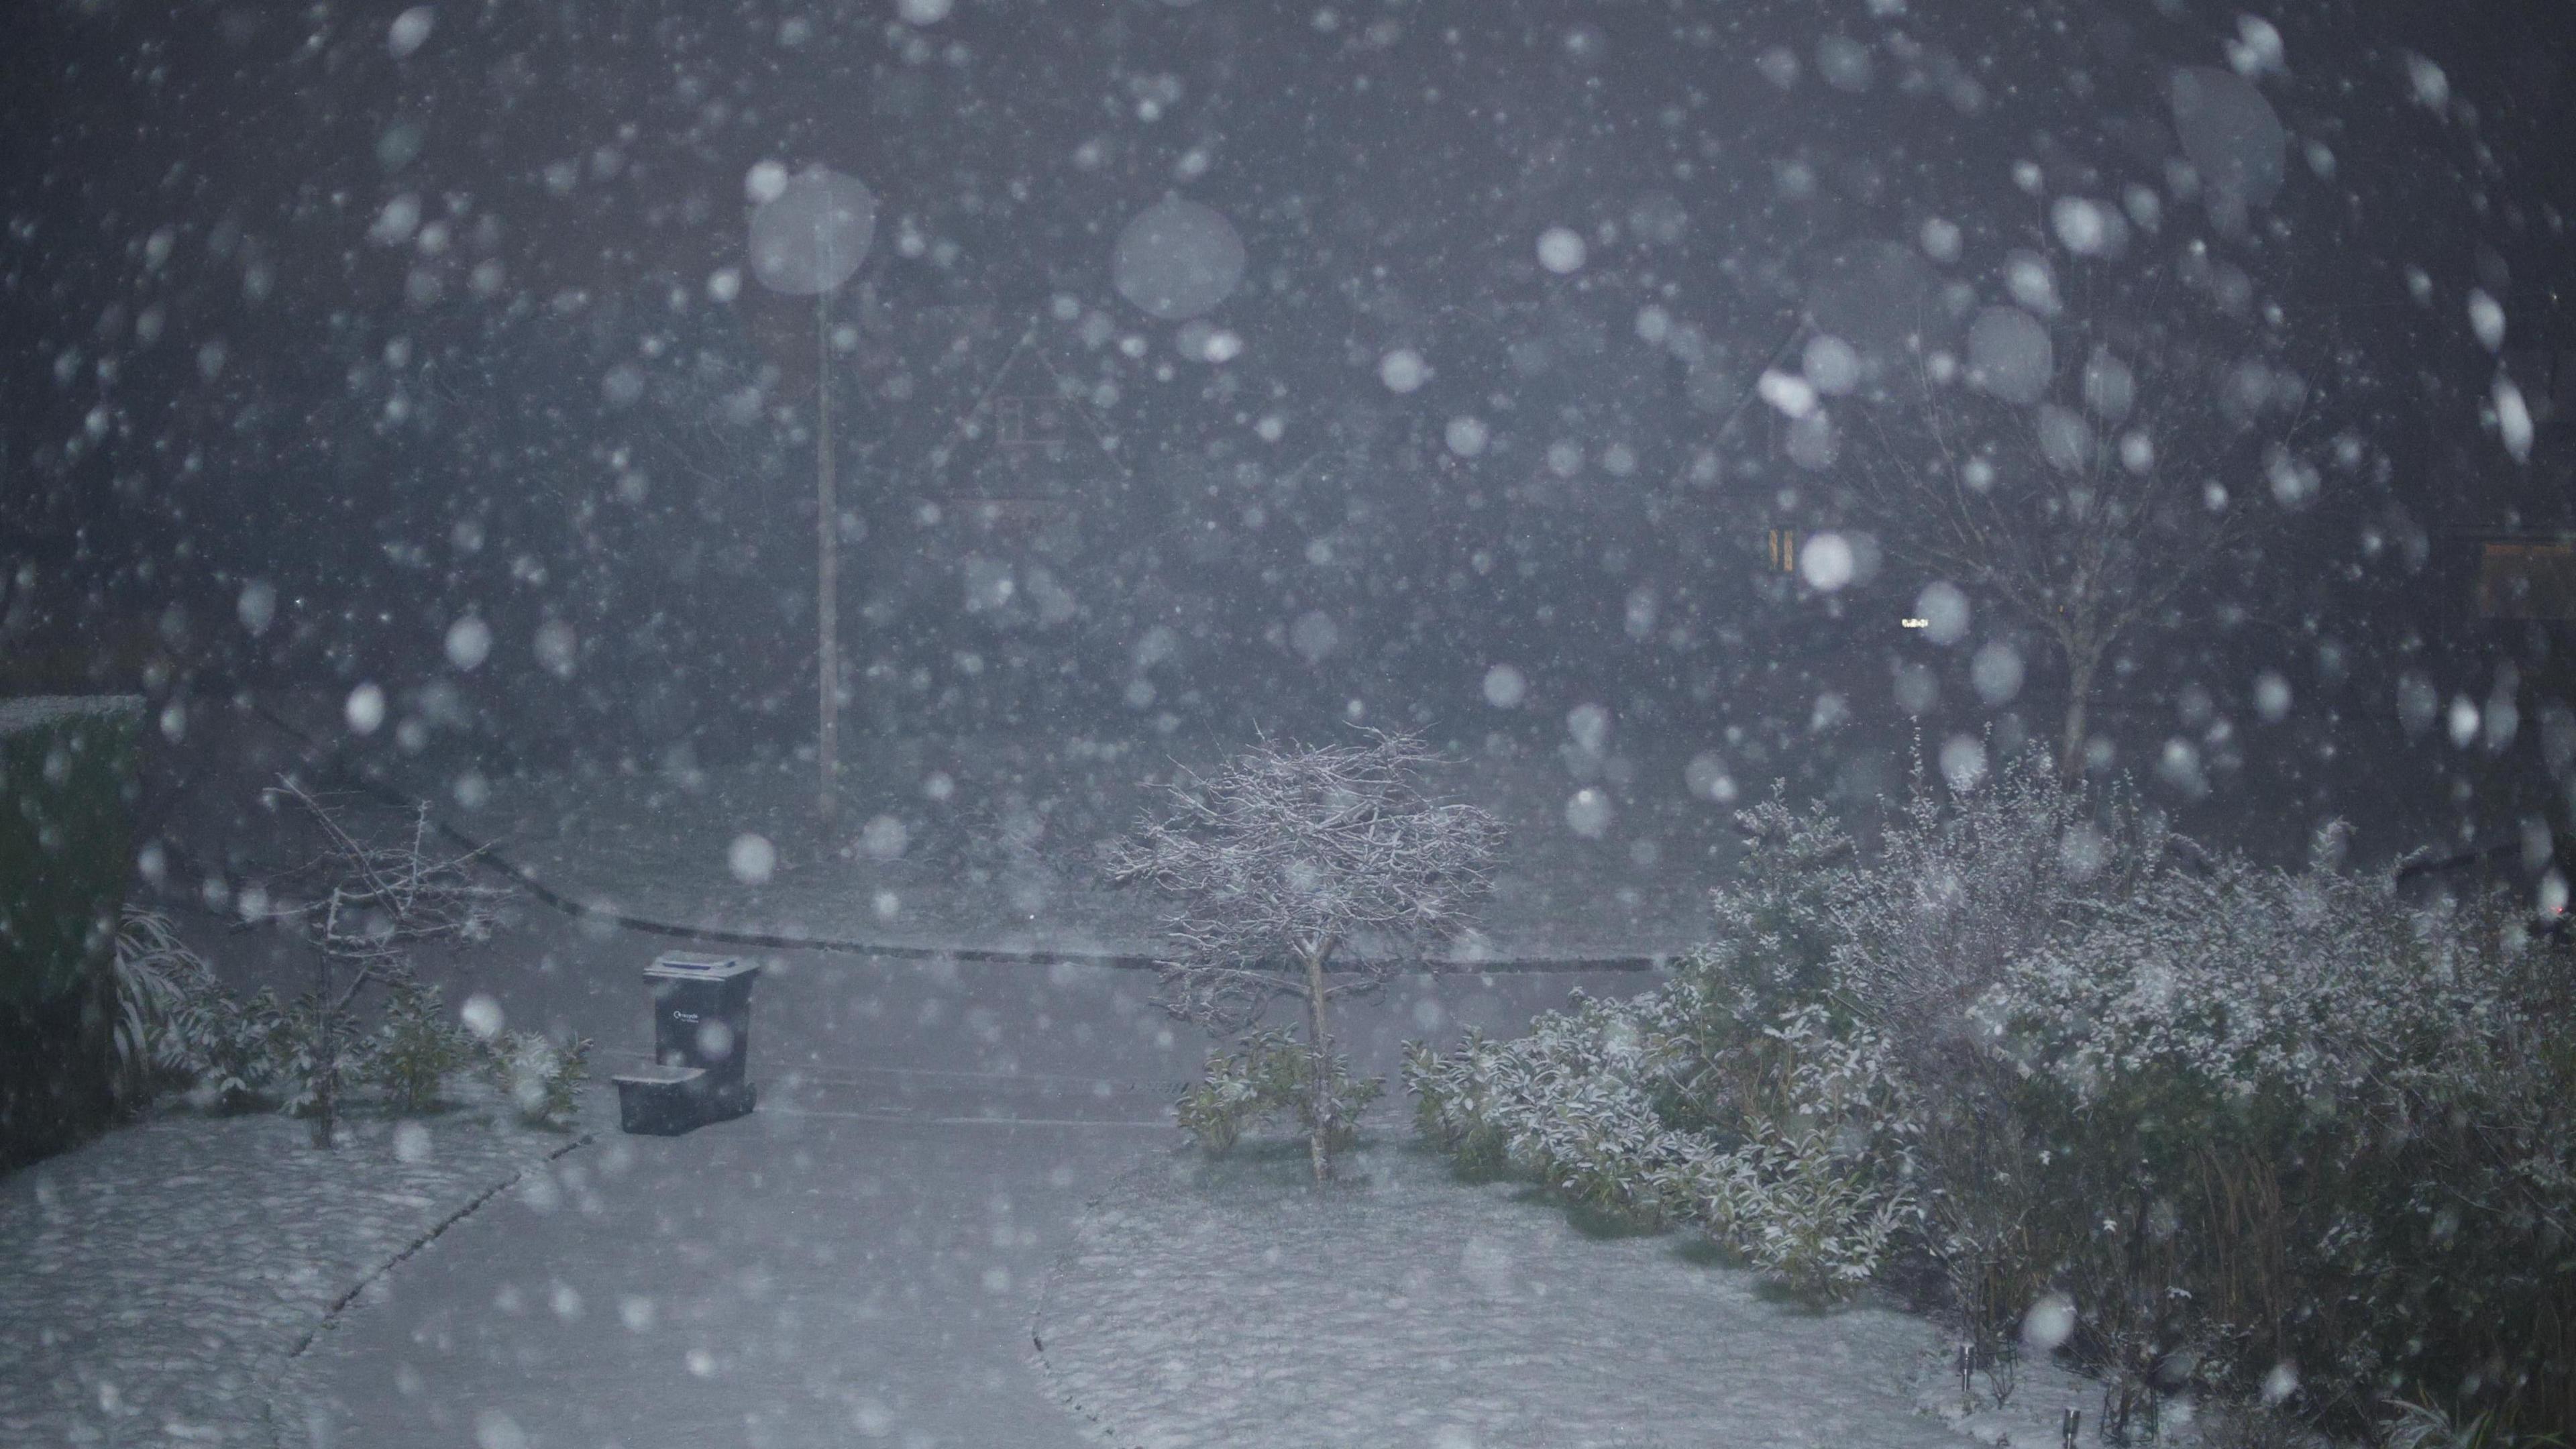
749 166 876 822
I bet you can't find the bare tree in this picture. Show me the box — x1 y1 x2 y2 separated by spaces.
261 779 507 1147
1106 732 1502 1182
1828 261 2326 780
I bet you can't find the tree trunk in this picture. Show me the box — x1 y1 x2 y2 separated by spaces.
312 950 336 1150
2057 649 2098 785
815 288 839 824
1303 947 1332 1185
312 891 339 1149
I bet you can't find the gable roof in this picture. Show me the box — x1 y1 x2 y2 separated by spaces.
921 325 1129 502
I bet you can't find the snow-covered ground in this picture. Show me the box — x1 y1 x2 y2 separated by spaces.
1036 1139 2286 1449
1038 1141 1972 1449
0 1085 599 1448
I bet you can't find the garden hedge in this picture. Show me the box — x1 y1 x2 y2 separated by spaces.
1 695 144 1171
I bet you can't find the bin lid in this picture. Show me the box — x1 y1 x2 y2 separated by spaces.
613 1063 708 1085
644 953 763 982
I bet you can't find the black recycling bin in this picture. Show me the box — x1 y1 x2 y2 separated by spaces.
614 953 764 1135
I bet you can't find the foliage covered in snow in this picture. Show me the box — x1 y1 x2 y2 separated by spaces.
1405 983 1919 1299
109 906 588 1132
1409 751 2576 1443
1173 1028 1382 1157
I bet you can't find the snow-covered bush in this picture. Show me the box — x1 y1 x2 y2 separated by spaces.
1690 1006 1919 1297
1405 973 1919 1298
270 989 371 1126
1175 1029 1381 1156
256 782 506 1148
1413 747 2576 1442
109 908 290 1112
1970 826 2576 1438
483 1029 591 1129
1811 752 2177 1406
108 905 568 1131
1823 749 2167 1064
1407 990 1702 1227
108 907 231 1104
368 977 477 1114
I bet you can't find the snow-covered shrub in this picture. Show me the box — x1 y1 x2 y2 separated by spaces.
1808 749 2214 1428
107 920 294 1113
482 1030 590 1128
368 977 476 1113
1825 749 2166 1066
1972 829 2576 1438
1415 745 2576 1441
1406 798 1927 1289
109 910 583 1133
1404 977 1919 1297
270 990 372 1129
1690 790 1852 1027
1407 989 1705 1226
108 907 233 1104
257 780 507 1148
191 987 290 1112
2379 1396 2570 1449
1690 1005 1919 1296
1975 824 2473 1110
1177 1028 1381 1156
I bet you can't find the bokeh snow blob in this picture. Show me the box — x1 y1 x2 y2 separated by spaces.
386 7 435 59
444 615 492 671
1798 532 1856 592
1536 227 1588 275
728 833 777 885
1806 239 1939 360
2168 66 2287 218
1113 199 1246 320
1564 788 1613 839
749 167 877 296
1966 307 2054 405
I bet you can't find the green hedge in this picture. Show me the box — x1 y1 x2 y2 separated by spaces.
1 695 144 1170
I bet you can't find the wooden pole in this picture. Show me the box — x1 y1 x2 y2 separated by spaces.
816 287 838 823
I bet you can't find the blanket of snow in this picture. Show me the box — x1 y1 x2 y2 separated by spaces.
1036 1140 1976 1449
0 1086 602 1447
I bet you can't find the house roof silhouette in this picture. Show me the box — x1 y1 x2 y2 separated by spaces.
919 324 1129 506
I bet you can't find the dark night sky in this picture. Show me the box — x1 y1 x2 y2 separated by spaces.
2 0 2573 852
